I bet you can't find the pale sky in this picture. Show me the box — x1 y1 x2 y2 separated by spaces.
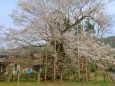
0 0 115 37
107 0 115 36
0 0 18 27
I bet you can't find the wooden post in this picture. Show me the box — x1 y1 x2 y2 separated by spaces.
95 63 97 83
82 57 84 84
60 72 63 84
74 65 77 80
85 59 88 82
106 72 109 83
17 64 20 83
37 72 40 83
103 71 106 82
17 71 20 83
8 72 11 83
37 65 41 83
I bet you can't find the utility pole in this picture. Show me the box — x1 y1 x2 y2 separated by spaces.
44 25 48 82
44 41 48 82
77 25 80 81
53 21 57 83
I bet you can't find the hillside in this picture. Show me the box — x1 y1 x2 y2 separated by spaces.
100 36 115 48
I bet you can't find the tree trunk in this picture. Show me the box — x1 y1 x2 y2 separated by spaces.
95 70 97 83
37 72 41 83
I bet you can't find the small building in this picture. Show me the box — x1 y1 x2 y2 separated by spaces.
0 57 21 81
33 58 43 72
0 58 7 80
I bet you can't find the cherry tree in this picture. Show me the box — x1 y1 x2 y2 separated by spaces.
0 0 114 83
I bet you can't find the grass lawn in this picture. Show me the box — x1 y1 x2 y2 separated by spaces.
0 80 113 86
0 71 114 86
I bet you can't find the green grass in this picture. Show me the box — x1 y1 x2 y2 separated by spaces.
0 71 114 86
0 80 113 86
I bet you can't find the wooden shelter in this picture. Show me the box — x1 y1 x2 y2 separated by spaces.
0 51 21 81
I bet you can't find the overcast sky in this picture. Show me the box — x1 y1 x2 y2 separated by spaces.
0 0 115 37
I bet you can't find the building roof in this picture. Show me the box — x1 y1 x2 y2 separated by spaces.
0 45 44 56
0 58 7 63
0 51 10 56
